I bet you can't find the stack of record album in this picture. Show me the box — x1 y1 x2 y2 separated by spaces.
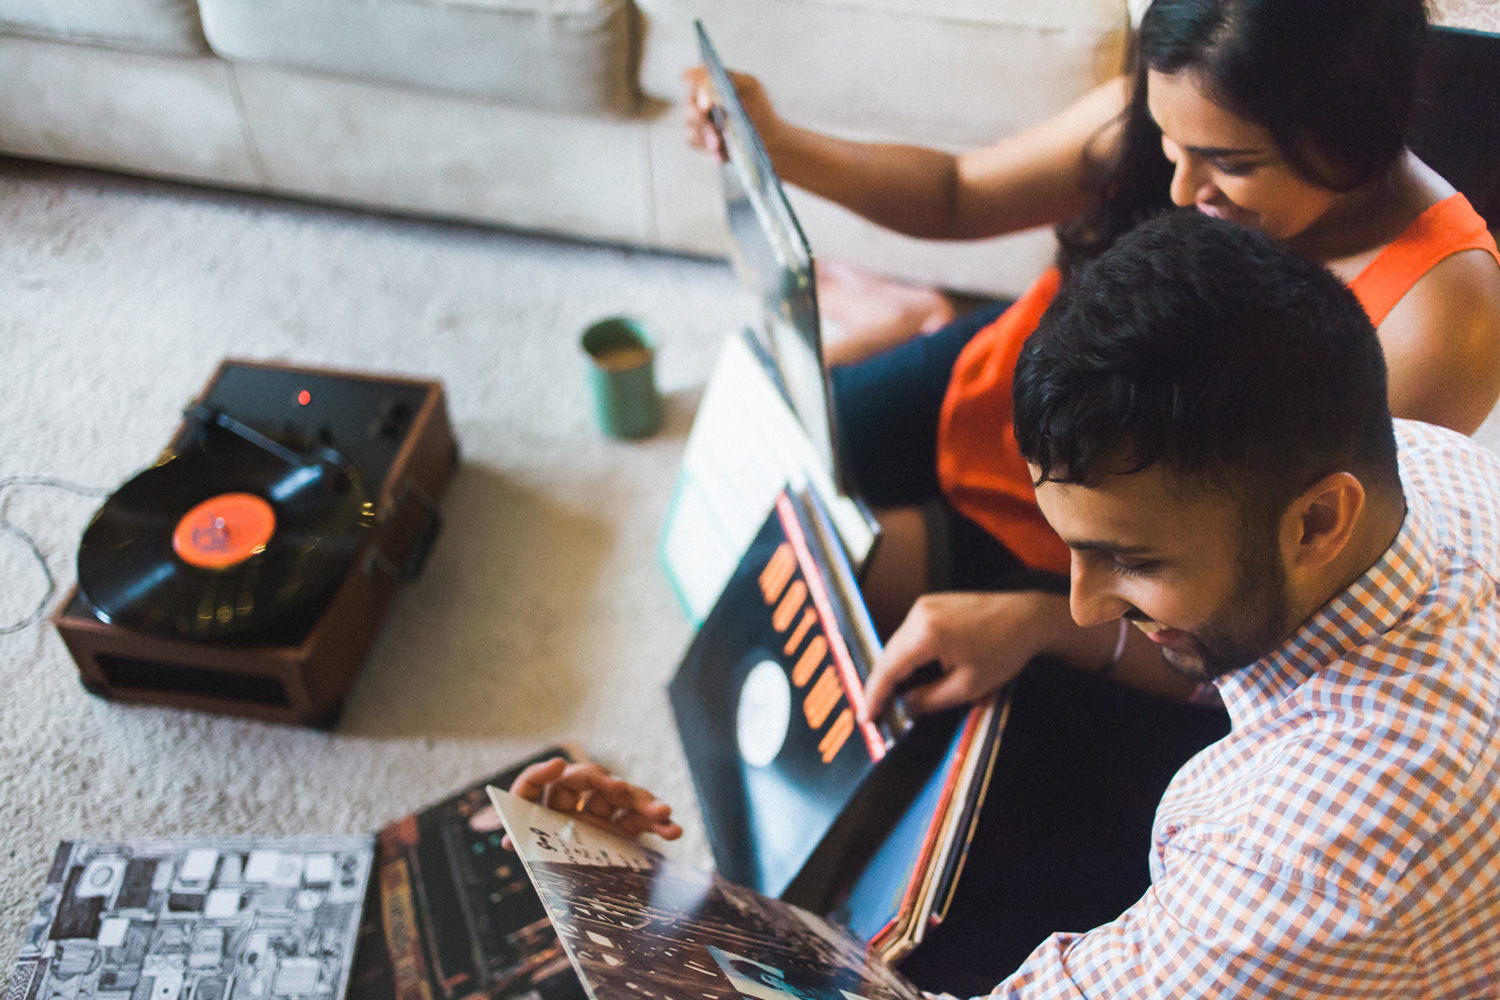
668 484 911 905
668 478 1012 940
828 691 1009 962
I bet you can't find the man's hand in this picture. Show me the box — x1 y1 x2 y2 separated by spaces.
504 758 683 846
861 590 1081 721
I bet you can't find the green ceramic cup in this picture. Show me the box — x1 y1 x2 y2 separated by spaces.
581 317 663 439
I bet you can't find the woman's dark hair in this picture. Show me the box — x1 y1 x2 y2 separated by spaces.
1017 210 1400 519
1055 0 1429 272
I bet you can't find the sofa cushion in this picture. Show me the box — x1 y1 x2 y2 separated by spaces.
0 35 258 182
0 0 207 54
228 61 657 245
808 0 1129 32
198 0 636 116
639 0 1129 149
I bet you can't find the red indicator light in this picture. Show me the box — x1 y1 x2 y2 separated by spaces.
298 390 311 406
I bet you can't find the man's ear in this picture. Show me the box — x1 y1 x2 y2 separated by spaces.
1279 471 1366 573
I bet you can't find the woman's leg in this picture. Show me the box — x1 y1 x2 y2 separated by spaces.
830 301 1009 510
830 302 1010 633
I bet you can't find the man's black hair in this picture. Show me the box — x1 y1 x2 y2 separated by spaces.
1015 210 1400 516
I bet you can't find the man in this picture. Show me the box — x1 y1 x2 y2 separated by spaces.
978 210 1500 994
513 212 1500 995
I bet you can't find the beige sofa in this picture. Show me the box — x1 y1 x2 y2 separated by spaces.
0 0 1135 297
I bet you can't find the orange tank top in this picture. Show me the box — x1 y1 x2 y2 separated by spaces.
936 193 1500 576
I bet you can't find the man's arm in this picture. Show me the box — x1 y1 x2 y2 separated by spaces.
861 591 1199 723
989 839 1418 998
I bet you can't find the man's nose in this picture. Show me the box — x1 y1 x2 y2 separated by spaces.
1070 560 1130 628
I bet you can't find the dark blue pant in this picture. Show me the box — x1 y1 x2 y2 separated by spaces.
829 303 1062 593
830 302 1007 509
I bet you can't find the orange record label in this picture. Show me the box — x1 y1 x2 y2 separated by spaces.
172 492 276 569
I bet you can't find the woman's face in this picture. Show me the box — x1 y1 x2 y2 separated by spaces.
1146 68 1340 242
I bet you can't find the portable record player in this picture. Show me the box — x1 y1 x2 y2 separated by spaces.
52 359 459 727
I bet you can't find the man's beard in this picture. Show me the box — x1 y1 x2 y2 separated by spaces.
1152 528 1292 683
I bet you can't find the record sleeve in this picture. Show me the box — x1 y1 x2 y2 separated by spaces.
658 329 878 627
696 21 844 494
885 694 1007 960
668 491 902 902
929 697 1009 926
658 19 881 627
485 789 923 1000
830 718 973 945
825 692 1009 963
347 748 588 1000
5 836 374 1000
790 484 888 707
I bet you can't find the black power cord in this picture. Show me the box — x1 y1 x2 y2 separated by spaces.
0 476 113 635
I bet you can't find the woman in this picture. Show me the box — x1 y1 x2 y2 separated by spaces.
687 0 1500 679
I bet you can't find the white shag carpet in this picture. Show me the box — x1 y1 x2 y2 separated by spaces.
0 157 750 967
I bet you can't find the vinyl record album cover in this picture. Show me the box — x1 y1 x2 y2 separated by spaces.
831 719 975 946
347 749 587 1000
695 22 843 493
658 330 878 627
815 688 1008 963
668 491 898 901
484 790 922 1000
5 836 374 1000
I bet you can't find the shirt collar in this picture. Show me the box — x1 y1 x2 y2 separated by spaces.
1215 484 1437 730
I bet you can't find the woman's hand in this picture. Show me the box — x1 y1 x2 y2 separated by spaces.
506 757 683 844
682 65 782 163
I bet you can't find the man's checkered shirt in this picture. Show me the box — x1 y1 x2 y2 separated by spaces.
993 419 1500 998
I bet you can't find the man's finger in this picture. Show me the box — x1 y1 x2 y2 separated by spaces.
863 619 940 720
862 655 912 722
897 669 975 716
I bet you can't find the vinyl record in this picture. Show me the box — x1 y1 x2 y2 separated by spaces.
78 423 371 646
669 495 883 901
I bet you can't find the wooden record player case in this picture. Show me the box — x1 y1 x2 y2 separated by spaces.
52 359 459 727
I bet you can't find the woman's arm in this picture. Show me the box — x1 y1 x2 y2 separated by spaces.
1378 246 1500 435
685 69 1129 241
